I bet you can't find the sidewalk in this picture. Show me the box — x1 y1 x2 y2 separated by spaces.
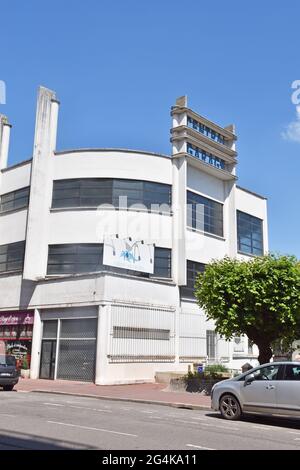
15 379 211 410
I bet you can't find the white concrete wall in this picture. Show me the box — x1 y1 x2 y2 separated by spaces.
0 210 27 244
53 151 172 184
0 161 31 194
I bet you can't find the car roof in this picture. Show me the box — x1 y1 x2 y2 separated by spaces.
259 362 300 366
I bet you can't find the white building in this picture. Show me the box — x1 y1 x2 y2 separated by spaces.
0 88 267 384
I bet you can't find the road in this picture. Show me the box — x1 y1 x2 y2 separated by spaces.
0 391 300 450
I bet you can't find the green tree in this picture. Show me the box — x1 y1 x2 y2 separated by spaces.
194 254 300 364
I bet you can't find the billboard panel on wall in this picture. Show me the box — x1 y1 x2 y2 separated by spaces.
103 237 154 274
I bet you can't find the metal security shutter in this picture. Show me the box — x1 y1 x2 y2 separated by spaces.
57 318 97 382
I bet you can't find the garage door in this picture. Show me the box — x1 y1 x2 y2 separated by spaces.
57 318 97 382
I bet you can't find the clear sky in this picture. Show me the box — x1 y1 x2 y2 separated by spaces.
0 1 299 257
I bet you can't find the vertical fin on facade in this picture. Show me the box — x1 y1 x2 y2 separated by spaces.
0 114 12 170
23 86 60 281
175 96 188 108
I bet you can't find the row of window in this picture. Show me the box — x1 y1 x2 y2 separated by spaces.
187 143 226 170
0 237 265 301
0 182 263 253
0 211 263 277
187 116 226 145
47 244 172 279
52 178 172 211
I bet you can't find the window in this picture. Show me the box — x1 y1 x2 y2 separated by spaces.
47 244 172 279
237 210 263 256
113 327 170 341
244 364 280 381
0 241 25 273
206 330 217 360
52 178 171 212
180 260 206 299
0 187 30 213
47 244 103 275
283 364 300 381
187 191 223 237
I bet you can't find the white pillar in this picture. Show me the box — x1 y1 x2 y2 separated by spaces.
23 87 59 280
95 304 111 385
30 309 42 379
0 115 11 170
172 156 187 286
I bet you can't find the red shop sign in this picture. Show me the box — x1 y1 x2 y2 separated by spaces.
0 311 34 326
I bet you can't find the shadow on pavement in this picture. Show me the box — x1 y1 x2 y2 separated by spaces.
206 412 300 430
0 429 99 450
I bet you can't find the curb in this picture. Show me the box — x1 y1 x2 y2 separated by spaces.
27 389 211 411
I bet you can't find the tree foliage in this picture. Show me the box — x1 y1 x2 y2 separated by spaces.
194 254 300 364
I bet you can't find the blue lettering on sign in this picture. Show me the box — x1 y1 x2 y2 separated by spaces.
120 249 139 263
187 143 225 170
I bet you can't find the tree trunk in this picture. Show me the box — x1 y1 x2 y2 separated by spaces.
257 343 273 365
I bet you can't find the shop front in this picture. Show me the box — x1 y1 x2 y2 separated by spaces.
0 311 34 369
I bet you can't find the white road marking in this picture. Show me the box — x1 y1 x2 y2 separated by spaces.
68 405 112 413
44 403 65 407
294 438 300 441
186 444 215 450
47 420 137 437
175 419 239 431
140 411 154 414
289 431 300 435
0 413 16 418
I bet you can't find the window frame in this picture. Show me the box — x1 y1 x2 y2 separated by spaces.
237 210 263 256
0 241 26 274
47 243 172 279
51 178 172 212
187 190 224 237
0 187 30 214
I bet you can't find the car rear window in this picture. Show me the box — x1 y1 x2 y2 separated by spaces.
283 364 300 380
0 355 16 366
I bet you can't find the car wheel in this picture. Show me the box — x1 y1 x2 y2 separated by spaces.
2 385 14 391
219 394 242 420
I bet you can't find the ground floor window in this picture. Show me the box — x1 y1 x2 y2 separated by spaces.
40 318 97 382
0 311 34 369
206 330 217 360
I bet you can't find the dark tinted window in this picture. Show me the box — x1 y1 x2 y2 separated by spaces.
283 364 300 381
0 241 25 273
187 191 223 237
47 244 171 279
180 260 206 299
0 187 30 213
237 210 263 256
52 178 171 212
0 355 16 366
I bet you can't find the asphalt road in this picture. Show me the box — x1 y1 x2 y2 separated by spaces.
0 391 300 450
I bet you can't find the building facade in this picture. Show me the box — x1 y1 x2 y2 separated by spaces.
0 89 267 384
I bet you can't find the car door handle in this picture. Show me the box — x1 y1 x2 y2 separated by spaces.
266 385 275 390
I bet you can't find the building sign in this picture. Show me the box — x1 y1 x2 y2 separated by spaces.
187 143 225 170
103 236 155 274
0 311 34 326
0 311 34 368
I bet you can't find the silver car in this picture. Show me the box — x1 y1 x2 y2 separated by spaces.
211 362 300 420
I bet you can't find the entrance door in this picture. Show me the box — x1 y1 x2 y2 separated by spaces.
40 340 56 380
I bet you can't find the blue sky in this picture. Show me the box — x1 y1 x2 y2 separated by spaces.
0 1 299 257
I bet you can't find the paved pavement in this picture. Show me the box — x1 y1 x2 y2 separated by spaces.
1 391 300 450
16 378 211 410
